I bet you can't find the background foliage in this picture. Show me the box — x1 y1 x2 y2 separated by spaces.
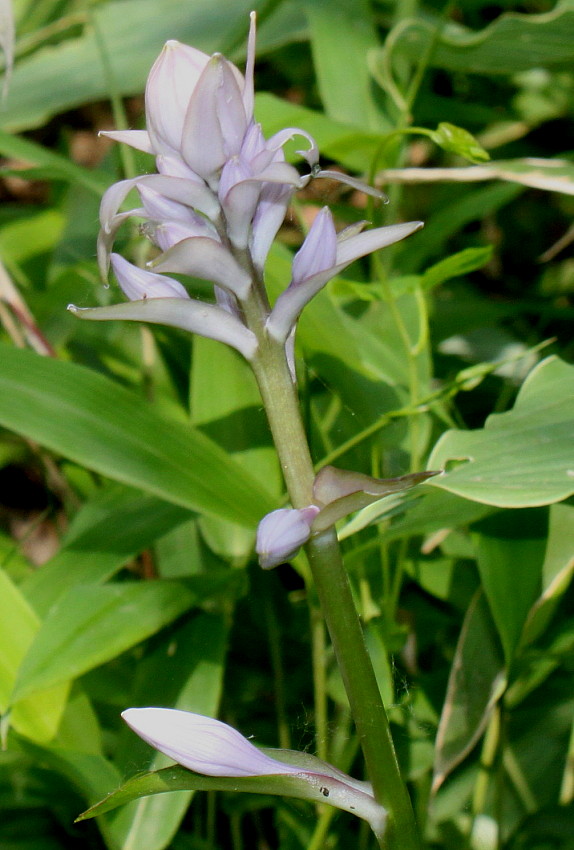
1 0 573 848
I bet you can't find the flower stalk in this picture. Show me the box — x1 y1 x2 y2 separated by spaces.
246 308 420 850
73 12 425 847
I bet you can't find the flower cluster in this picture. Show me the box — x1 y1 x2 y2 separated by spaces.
69 13 422 361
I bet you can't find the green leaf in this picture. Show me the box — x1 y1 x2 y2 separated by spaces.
0 345 273 527
393 6 574 75
1 0 305 132
22 484 190 617
427 357 574 507
429 123 490 164
421 247 493 293
11 580 209 702
0 569 69 742
474 510 547 662
78 759 385 828
433 592 506 792
302 0 389 132
520 501 574 647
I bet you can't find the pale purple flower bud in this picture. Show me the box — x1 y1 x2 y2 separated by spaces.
122 708 302 777
256 506 320 569
180 55 248 187
111 253 189 301
267 211 424 343
145 40 211 157
291 207 337 285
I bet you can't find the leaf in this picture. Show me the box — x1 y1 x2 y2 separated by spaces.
429 123 490 164
392 6 574 75
1 0 306 132
0 568 69 742
421 247 493 292
427 357 574 507
378 158 574 199
302 0 389 132
474 509 547 662
0 344 273 526
520 501 574 647
23 484 190 617
11 580 212 702
77 758 385 828
433 592 506 792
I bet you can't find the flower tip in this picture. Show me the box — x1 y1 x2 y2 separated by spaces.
256 506 320 569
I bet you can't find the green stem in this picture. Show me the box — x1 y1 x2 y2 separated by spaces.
310 604 328 761
246 318 420 849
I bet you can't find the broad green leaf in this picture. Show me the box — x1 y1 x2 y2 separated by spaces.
380 488 493 544
303 0 389 132
11 580 209 701
507 617 574 708
474 510 546 662
110 614 228 850
22 483 191 617
433 592 506 792
428 357 574 507
520 502 574 647
0 568 69 743
0 345 273 526
2 0 306 132
390 6 574 75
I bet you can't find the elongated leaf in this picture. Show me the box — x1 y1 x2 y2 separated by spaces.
520 502 574 647
22 484 190 617
388 6 574 75
0 345 273 526
0 569 69 742
303 0 389 132
1 0 306 132
428 357 574 507
378 158 574 199
78 759 384 828
11 580 211 701
474 510 546 662
433 592 506 792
